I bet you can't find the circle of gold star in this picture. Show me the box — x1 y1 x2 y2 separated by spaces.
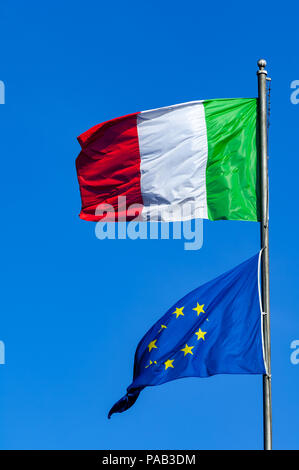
180 344 194 356
164 359 174 370
195 328 206 341
148 339 158 352
193 303 205 316
172 307 184 318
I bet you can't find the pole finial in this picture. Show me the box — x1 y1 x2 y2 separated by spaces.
257 59 267 75
258 58 267 68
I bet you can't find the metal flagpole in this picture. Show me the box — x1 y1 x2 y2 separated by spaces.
257 59 272 450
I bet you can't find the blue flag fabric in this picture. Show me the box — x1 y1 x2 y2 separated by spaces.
108 254 266 418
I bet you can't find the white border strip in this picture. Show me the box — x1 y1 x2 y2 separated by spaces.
258 248 268 375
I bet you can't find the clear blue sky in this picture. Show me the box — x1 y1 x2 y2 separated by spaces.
0 0 298 450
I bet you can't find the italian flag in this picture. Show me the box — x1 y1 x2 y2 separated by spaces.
76 98 259 222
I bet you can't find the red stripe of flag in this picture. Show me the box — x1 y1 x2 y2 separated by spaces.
76 112 143 221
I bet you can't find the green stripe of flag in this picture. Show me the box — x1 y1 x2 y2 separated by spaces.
203 98 260 221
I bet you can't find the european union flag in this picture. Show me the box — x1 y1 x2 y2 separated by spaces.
108 253 266 418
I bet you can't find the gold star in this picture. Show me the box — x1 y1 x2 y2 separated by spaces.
195 328 206 341
180 344 194 356
158 324 167 332
172 307 184 318
148 339 158 352
193 303 205 316
145 360 153 368
164 359 174 370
